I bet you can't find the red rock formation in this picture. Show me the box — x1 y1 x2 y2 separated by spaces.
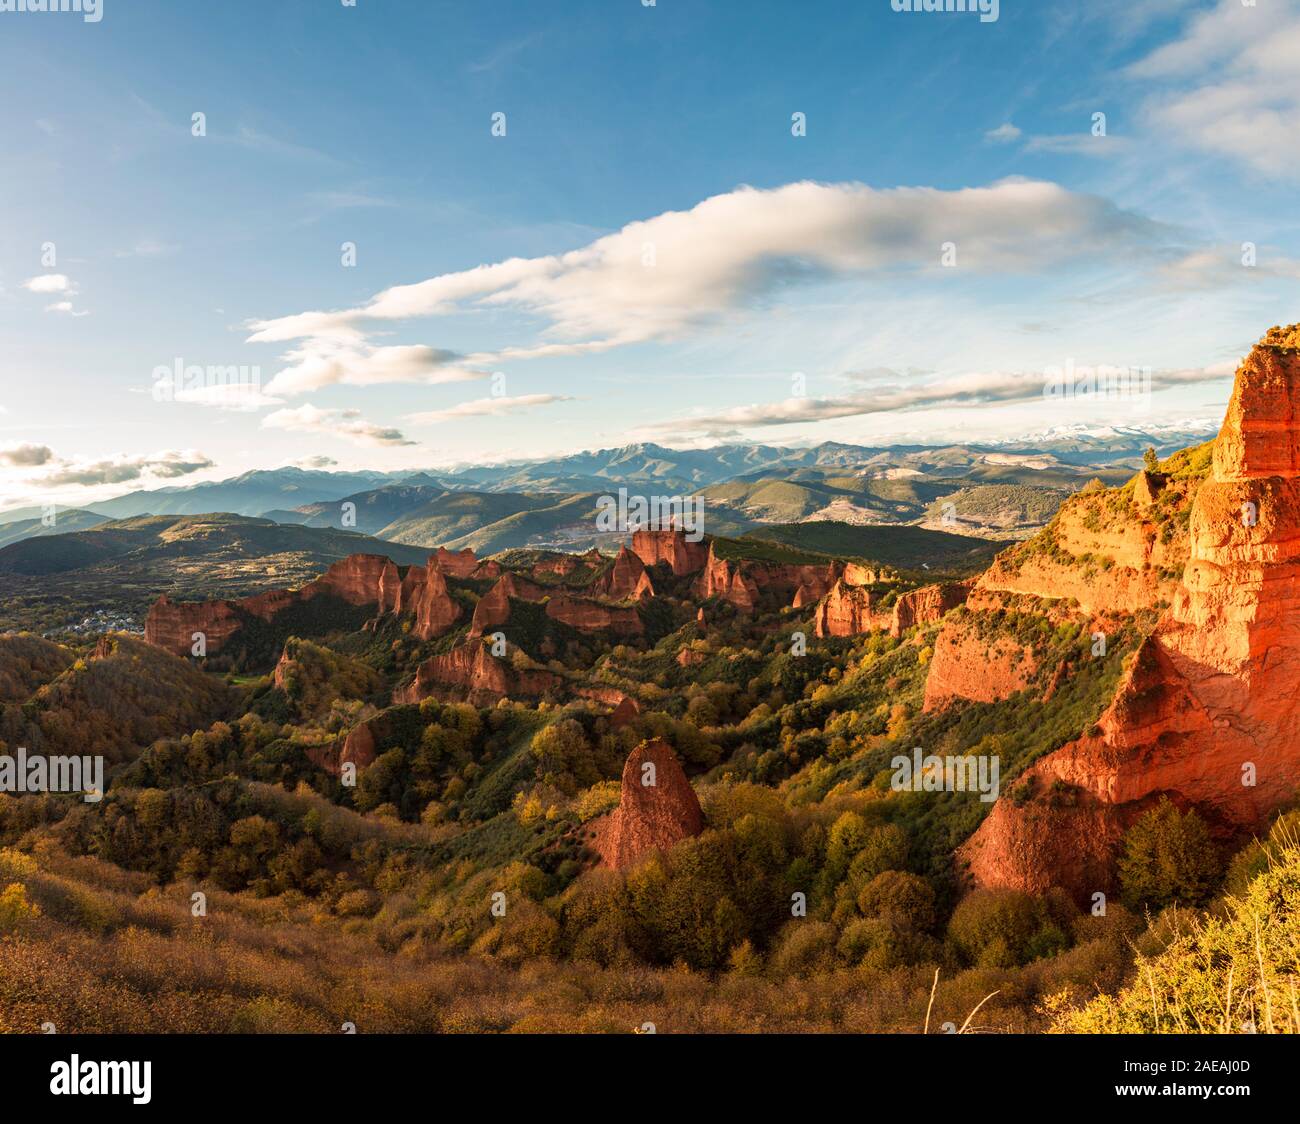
891 581 971 637
545 595 644 636
397 564 461 640
630 528 709 575
694 544 761 613
468 573 545 637
397 641 559 705
1133 470 1168 508
144 552 460 658
964 327 1300 900
610 695 640 729
923 617 1037 711
812 580 889 638
340 718 379 772
145 594 252 657
592 739 704 870
594 546 649 600
530 552 580 578
843 562 885 586
472 559 503 580
431 546 479 578
470 572 642 637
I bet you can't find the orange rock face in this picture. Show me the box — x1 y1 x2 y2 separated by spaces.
812 580 890 638
923 614 1037 712
891 582 971 636
469 572 642 637
695 546 760 613
468 573 545 637
592 739 704 870
694 543 837 614
609 695 640 729
144 552 460 658
397 641 559 705
593 546 649 600
393 562 461 640
812 578 967 640
964 328 1300 900
432 547 479 578
545 594 644 636
630 528 709 575
145 594 248 657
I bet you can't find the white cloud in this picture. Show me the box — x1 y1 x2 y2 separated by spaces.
248 178 1175 390
261 403 415 447
35 450 214 488
1022 133 1130 158
115 238 179 259
631 364 1234 440
23 273 73 294
0 443 54 467
405 393 572 424
985 123 1022 143
1131 0 1300 179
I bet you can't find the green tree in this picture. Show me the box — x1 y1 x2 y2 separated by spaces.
1118 797 1221 909
1143 446 1160 472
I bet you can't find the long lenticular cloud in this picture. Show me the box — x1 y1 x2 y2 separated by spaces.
247 178 1174 396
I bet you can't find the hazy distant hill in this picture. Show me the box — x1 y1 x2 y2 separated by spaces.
0 508 110 547
84 467 399 519
741 521 1008 574
282 484 449 536
50 432 1206 528
0 514 431 634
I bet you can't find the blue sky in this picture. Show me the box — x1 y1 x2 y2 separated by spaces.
3 0 1299 508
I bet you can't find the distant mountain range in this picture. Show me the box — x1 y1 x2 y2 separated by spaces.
20 429 1208 517
0 428 1217 559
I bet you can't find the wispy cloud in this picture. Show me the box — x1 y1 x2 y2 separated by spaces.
630 364 1235 440
1130 0 1300 179
261 403 415 447
405 393 572 424
31 450 214 488
0 443 54 467
249 178 1177 393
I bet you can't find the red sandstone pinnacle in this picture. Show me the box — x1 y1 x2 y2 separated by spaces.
963 326 1300 900
468 573 544 637
630 528 709 576
400 564 461 640
593 739 704 870
609 695 640 729
594 546 649 600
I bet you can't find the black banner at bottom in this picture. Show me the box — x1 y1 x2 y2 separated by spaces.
0 1032 1284 1109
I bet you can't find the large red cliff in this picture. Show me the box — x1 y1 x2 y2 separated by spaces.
812 577 969 640
963 327 1300 899
630 528 709 575
467 572 642 637
144 551 460 658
